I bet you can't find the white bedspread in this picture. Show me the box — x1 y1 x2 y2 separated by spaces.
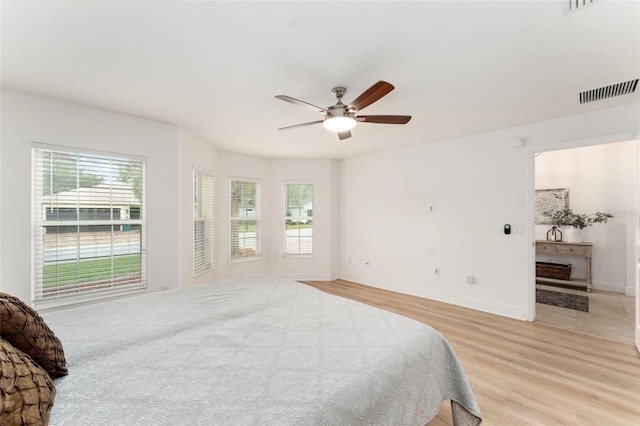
43 276 481 425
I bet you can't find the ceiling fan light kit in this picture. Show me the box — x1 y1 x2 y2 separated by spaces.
323 116 357 132
276 81 411 140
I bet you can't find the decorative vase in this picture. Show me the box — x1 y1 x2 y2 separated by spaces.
562 226 581 243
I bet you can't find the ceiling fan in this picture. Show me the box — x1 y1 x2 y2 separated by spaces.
275 80 411 140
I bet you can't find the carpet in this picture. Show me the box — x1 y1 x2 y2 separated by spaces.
536 289 589 312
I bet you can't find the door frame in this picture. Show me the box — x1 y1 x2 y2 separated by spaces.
635 144 640 353
524 132 638 323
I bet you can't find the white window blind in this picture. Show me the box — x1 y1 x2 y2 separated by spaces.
193 168 213 274
230 179 261 261
33 148 146 303
283 182 314 256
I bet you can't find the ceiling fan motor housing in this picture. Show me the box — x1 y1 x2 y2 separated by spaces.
326 104 354 119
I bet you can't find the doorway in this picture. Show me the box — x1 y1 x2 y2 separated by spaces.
533 140 637 344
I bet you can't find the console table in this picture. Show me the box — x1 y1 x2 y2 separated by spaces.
535 240 592 292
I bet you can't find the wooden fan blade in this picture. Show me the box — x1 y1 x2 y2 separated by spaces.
278 120 323 130
337 130 351 140
356 115 412 124
348 81 395 112
275 95 328 114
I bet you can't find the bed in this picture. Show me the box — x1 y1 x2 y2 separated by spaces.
41 276 481 425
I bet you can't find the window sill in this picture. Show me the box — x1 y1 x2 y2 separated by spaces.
229 255 261 264
282 254 314 259
34 286 147 313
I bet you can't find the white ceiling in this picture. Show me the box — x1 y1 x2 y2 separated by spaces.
2 1 639 159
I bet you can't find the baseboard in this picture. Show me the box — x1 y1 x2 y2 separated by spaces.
591 280 626 294
424 289 528 321
338 273 528 321
272 272 336 281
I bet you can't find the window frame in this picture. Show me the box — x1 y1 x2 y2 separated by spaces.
32 146 147 307
229 178 261 263
193 168 214 276
282 181 314 258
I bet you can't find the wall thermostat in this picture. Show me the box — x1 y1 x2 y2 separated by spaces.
504 224 511 235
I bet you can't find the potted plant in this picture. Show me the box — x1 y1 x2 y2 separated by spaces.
550 208 613 242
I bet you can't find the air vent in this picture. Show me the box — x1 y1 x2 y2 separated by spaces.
579 79 639 104
569 0 598 13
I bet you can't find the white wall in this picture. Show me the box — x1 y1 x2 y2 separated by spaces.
339 102 639 320
339 132 530 319
0 89 181 303
535 141 638 294
178 127 219 287
268 158 339 280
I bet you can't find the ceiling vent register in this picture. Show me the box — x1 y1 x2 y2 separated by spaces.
569 0 598 12
579 79 639 104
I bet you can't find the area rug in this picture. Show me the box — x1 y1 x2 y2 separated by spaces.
536 289 589 312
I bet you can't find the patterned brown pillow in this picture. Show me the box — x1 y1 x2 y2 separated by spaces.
0 293 67 378
0 337 56 426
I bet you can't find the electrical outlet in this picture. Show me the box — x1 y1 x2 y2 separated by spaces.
466 275 475 284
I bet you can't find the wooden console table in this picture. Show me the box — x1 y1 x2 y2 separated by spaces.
535 240 592 292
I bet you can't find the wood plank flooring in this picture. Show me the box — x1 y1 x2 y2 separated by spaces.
300 279 640 426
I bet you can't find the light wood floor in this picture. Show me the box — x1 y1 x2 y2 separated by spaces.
300 279 640 426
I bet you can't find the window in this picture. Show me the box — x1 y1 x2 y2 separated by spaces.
33 148 146 303
230 179 260 261
193 169 213 274
283 182 313 256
